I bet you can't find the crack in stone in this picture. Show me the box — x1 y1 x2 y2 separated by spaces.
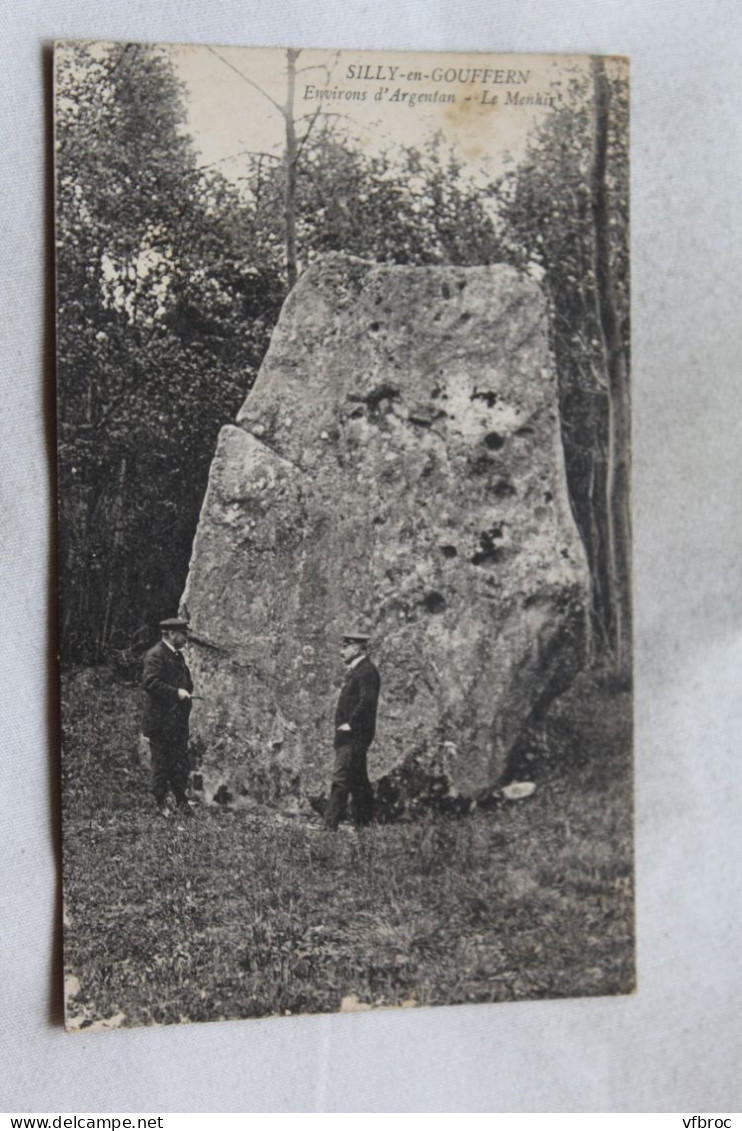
233 419 305 473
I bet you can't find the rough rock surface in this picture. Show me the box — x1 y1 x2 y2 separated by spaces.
181 254 589 810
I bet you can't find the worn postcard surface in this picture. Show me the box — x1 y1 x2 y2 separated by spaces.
55 42 632 1031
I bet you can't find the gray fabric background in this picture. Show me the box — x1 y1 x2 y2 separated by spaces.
1 0 740 1113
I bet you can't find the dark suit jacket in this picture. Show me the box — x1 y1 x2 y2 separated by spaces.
142 640 193 742
334 656 381 749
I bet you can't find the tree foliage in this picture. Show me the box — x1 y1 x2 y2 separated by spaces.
295 128 503 268
237 123 503 275
56 43 283 663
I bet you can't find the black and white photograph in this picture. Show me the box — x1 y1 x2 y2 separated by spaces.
55 42 632 1031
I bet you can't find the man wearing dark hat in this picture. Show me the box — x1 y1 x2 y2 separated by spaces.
324 629 381 831
142 617 194 818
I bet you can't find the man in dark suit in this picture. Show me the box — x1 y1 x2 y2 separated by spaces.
142 616 194 818
324 629 381 831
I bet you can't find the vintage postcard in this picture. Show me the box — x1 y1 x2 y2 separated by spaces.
55 42 632 1030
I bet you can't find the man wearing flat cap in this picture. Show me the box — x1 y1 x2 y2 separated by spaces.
324 629 381 831
142 617 194 817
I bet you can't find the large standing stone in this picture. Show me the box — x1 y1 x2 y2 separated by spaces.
181 254 589 809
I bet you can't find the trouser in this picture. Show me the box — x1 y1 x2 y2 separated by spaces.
325 742 374 829
149 737 190 807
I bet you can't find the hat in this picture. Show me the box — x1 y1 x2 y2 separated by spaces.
342 627 370 643
159 617 189 630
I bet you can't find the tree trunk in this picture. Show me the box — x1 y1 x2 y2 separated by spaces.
589 56 632 675
284 49 300 290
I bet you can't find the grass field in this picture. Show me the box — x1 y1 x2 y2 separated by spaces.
61 667 634 1030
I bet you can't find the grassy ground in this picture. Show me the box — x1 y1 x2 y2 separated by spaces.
61 667 634 1029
